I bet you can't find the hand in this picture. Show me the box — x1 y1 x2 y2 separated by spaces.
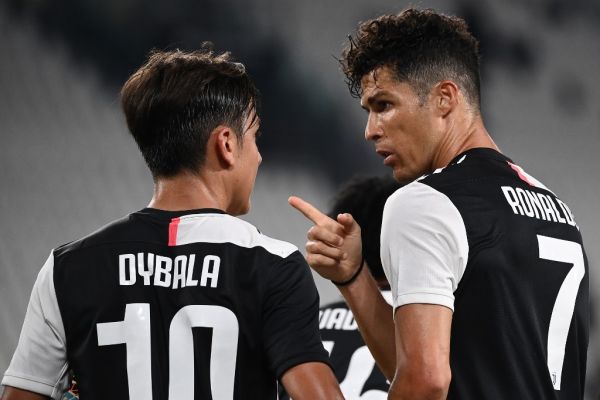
288 196 362 283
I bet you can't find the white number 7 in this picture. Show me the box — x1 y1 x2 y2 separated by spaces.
537 235 585 391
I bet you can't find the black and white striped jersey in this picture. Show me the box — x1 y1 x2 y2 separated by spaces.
381 148 589 399
279 292 392 400
2 208 329 400
317 295 391 399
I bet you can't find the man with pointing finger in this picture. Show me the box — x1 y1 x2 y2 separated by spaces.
290 8 589 400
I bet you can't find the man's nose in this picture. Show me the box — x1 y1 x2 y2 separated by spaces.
365 113 382 141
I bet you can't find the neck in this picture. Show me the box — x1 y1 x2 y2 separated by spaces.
148 171 227 212
431 111 499 170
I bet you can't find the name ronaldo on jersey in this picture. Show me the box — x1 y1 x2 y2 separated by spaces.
501 186 577 228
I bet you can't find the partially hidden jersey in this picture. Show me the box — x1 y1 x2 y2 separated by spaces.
279 294 392 400
381 148 589 399
2 208 329 400
318 298 390 399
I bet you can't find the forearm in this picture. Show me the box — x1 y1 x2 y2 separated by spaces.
388 372 450 400
1 386 50 400
338 266 396 380
281 362 344 400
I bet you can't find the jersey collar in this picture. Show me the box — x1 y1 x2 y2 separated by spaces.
137 207 227 219
447 147 513 167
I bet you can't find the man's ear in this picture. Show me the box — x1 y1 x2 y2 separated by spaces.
434 80 460 117
213 125 237 167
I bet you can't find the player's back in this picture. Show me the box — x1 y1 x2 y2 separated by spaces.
413 148 589 399
36 208 327 399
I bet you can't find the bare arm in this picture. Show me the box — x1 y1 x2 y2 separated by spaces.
281 362 344 400
288 196 397 380
2 386 50 400
337 265 396 380
388 304 452 400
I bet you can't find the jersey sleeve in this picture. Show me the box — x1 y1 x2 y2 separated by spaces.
380 182 469 312
1 251 70 399
261 251 331 379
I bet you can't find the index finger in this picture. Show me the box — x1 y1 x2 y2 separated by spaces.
288 195 334 226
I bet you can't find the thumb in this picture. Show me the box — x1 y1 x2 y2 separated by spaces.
337 213 360 234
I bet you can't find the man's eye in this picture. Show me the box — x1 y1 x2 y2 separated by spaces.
376 101 391 111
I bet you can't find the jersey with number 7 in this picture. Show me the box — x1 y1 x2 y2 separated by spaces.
381 148 588 399
2 208 330 399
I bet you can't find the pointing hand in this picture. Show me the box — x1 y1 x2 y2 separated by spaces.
288 196 363 283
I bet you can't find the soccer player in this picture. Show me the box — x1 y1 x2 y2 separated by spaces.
290 8 589 400
281 176 401 400
1 47 343 400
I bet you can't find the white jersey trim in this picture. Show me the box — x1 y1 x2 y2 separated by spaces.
2 251 70 400
380 181 469 314
172 213 298 258
381 289 393 306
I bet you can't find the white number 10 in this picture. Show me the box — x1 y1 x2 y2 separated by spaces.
97 304 239 399
538 235 585 391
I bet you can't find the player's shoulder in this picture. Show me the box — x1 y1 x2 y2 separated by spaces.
418 148 508 188
174 212 299 259
384 179 451 218
53 213 135 258
383 148 515 222
383 149 494 209
53 210 299 261
417 147 551 190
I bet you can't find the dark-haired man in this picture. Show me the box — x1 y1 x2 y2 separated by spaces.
2 47 343 400
290 8 589 400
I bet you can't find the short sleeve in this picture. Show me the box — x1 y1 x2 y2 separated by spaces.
262 251 331 378
1 251 70 399
380 182 469 312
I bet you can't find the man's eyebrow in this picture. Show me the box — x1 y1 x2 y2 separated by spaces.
361 90 389 109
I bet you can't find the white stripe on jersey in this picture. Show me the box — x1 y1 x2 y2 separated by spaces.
173 213 298 259
381 182 469 313
2 251 70 400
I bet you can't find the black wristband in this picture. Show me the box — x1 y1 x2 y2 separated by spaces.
331 257 365 287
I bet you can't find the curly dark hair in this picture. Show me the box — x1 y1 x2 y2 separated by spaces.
341 8 481 108
121 43 260 178
328 176 402 283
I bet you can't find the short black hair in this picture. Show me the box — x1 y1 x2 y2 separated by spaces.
341 8 481 108
121 44 260 178
328 176 402 282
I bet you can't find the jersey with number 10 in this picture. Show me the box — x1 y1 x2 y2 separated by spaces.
2 208 329 400
381 148 589 399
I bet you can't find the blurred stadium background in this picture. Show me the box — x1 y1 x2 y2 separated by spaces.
0 0 598 396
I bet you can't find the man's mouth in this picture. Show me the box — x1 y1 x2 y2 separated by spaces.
376 149 394 166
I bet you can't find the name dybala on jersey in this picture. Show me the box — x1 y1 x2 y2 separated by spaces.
381 148 589 400
2 209 330 400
